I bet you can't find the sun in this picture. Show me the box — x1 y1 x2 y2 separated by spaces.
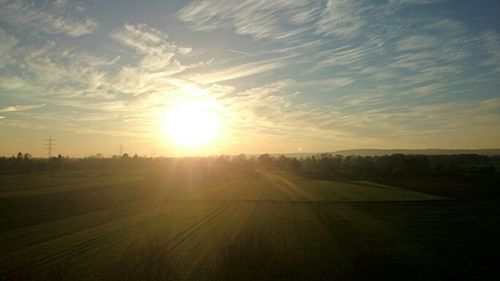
162 100 222 148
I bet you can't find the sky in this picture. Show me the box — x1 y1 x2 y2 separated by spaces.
1 0 500 157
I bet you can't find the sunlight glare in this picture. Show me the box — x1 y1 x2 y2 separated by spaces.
163 100 222 148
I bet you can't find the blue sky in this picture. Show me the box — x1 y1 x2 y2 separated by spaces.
1 0 499 157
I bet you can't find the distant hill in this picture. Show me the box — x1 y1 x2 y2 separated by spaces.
331 149 500 156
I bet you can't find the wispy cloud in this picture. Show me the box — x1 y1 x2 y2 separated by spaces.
0 27 18 67
386 0 446 12
0 119 47 130
182 58 285 84
0 104 46 112
16 41 119 100
176 0 316 40
0 0 98 37
111 23 191 72
229 49 262 58
176 0 402 42
479 30 500 74
0 75 32 91
111 23 191 56
0 27 18 50
396 35 436 51
315 0 373 38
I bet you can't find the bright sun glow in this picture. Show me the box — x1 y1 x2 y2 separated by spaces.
163 100 222 148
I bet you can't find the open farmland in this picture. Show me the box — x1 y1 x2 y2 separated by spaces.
1 168 499 281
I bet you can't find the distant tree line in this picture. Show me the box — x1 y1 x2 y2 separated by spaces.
1 152 499 197
0 152 152 176
257 153 498 179
1 152 497 179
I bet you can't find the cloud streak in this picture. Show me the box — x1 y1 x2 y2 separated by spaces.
182 58 286 84
0 0 98 37
0 104 46 112
176 0 316 40
176 0 401 41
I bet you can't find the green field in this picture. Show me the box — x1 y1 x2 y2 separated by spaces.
1 169 499 280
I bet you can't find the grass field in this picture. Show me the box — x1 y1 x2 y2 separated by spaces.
1 169 499 280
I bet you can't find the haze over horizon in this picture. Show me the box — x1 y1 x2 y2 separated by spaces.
1 0 500 157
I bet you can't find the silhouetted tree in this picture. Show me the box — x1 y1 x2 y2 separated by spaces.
23 153 33 176
257 154 273 167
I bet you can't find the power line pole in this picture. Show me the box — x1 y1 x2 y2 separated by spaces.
119 144 123 156
45 137 55 158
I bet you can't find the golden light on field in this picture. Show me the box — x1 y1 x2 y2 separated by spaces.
162 100 222 149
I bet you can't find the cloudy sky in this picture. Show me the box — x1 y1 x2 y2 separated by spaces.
1 0 499 157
